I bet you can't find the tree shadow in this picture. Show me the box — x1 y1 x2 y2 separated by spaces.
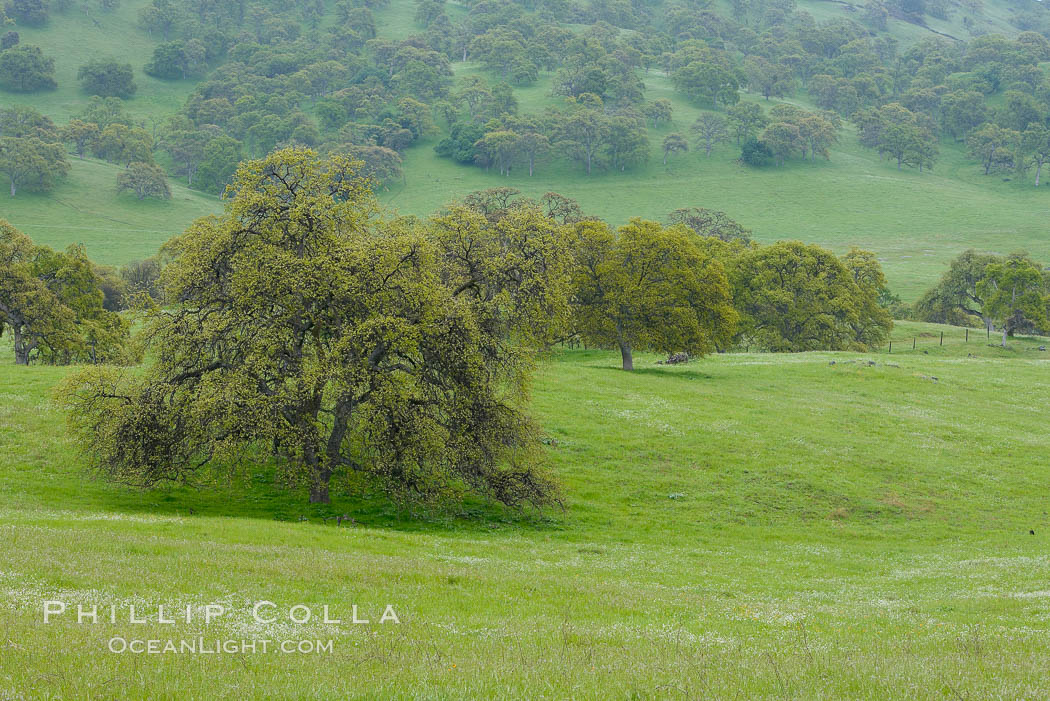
81 466 570 540
585 364 716 381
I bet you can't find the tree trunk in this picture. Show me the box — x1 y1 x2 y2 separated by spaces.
304 441 331 503
1002 326 1008 348
9 179 15 197
309 478 330 504
13 325 28 365
1036 161 1042 187
619 341 633 371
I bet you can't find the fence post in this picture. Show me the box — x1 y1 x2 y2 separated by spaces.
940 332 943 346
965 328 968 342
889 341 892 353
912 337 916 350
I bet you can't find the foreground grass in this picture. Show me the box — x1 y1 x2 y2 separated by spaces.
3 324 1050 698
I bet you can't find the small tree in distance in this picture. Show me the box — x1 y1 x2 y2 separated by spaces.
117 162 170 200
572 219 737 370
662 133 688 164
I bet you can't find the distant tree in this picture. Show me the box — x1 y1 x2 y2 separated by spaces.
119 257 162 303
913 249 1001 328
761 122 802 165
158 119 209 186
94 124 153 166
516 130 550 177
474 130 519 176
117 161 170 200
76 96 132 129
572 218 737 370
1021 123 1050 187
194 134 241 194
977 255 1047 347
138 0 181 40
864 0 889 30
1002 90 1044 133
740 138 773 166
668 208 752 243
798 114 839 160
643 98 673 127
77 59 136 98
733 241 889 351
606 114 649 172
144 41 187 80
336 144 402 186
967 123 1018 175
1 32 19 50
727 102 766 144
841 247 894 348
0 104 56 138
691 113 729 156
61 149 569 507
555 106 610 175
940 90 987 141
0 220 130 365
856 103 937 170
672 61 740 106
9 0 48 25
0 44 56 92
662 132 688 164
60 119 99 159
0 134 68 196
744 56 794 100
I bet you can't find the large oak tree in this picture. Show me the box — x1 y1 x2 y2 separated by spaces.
62 149 572 507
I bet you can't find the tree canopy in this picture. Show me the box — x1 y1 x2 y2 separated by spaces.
0 220 131 365
61 149 572 508
571 219 737 370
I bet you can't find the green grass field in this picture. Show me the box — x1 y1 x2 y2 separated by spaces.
3 323 1050 698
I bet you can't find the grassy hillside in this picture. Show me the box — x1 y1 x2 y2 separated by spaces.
384 70 1050 301
3 325 1050 697
3 0 1047 297
0 156 219 266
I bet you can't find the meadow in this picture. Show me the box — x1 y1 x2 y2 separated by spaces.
3 322 1050 698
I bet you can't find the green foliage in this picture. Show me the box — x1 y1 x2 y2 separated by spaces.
967 123 1019 175
571 218 737 369
732 241 892 352
976 254 1047 345
855 103 938 171
667 207 752 244
0 107 68 197
8 0 48 26
739 137 773 166
76 58 135 98
61 148 571 508
116 161 170 200
0 43 56 92
0 220 131 364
